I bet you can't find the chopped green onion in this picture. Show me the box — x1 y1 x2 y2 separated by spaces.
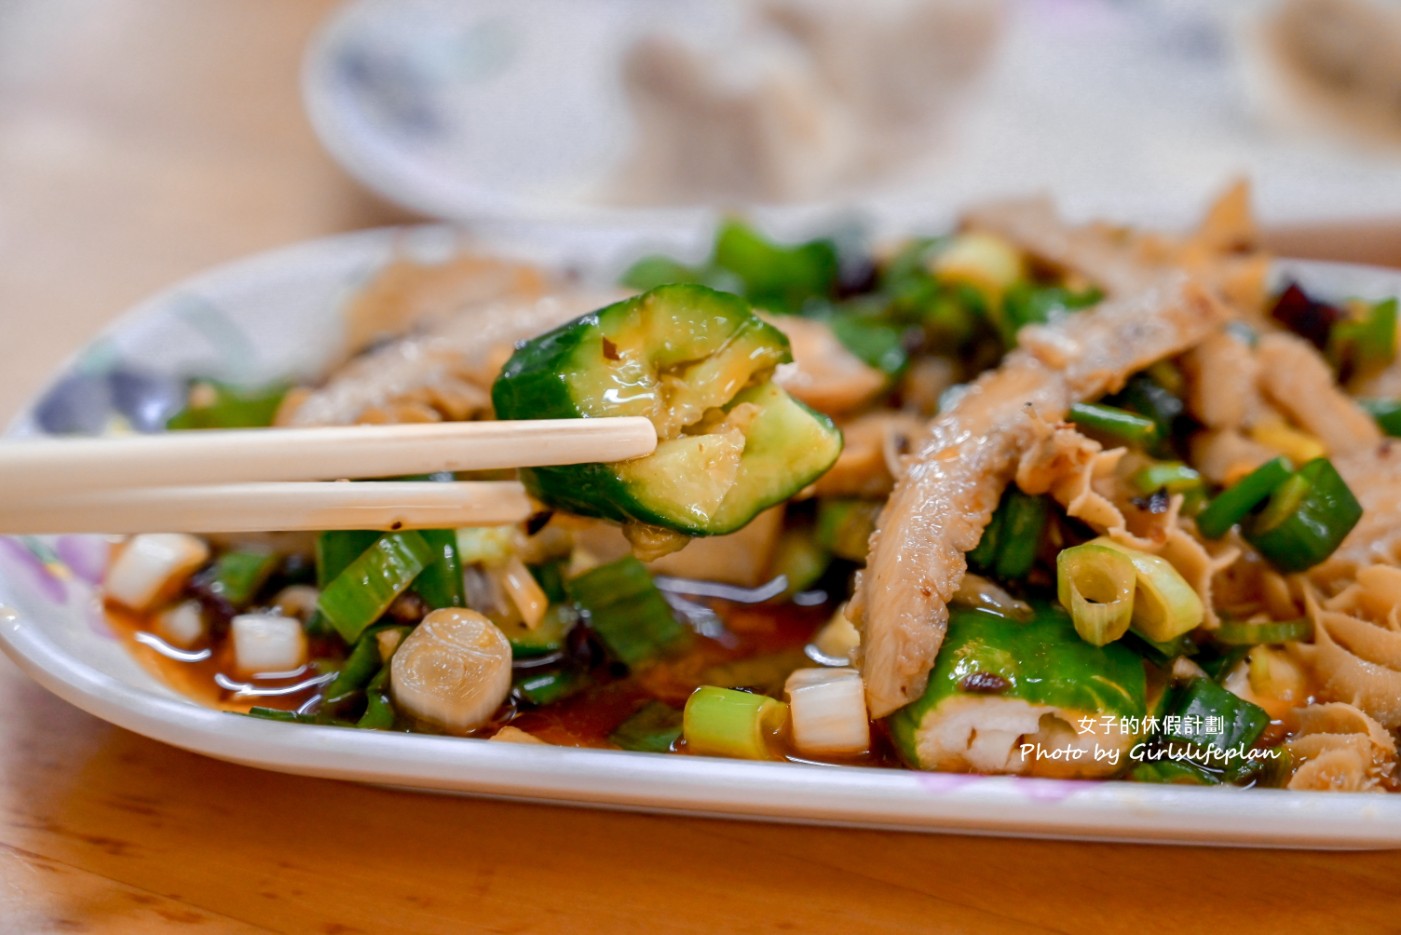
1214 617 1313 646
514 668 586 707
245 706 318 724
498 603 576 658
712 219 838 313
683 686 788 760
1329 297 1397 376
1359 399 1401 438
321 625 408 710
1089 538 1203 642
530 560 569 604
207 548 277 608
356 666 395 729
828 313 909 377
815 499 880 562
454 525 517 566
1108 374 1184 455
996 282 1101 346
1068 402 1159 447
568 557 686 668
619 255 709 291
321 628 389 707
167 380 289 430
1057 543 1136 646
609 701 684 754
969 487 1048 581
412 529 464 610
1244 457 1362 573
1158 677 1270 781
317 532 434 643
1124 629 1195 664
315 530 380 588
1131 462 1203 497
1195 456 1292 539
1056 550 1135 647
771 529 831 595
990 490 1047 581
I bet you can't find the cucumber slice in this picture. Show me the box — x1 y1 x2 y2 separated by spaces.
492 285 843 536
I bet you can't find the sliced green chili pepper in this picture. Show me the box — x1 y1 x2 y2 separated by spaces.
1127 758 1220 786
1068 402 1160 448
568 557 686 668
1244 457 1362 573
492 285 843 537
888 605 1148 771
317 532 434 643
1195 456 1292 539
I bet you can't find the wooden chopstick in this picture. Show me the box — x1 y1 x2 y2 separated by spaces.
1 481 533 534
0 417 656 499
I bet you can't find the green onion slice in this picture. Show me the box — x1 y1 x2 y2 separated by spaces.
1195 456 1292 539
208 548 277 608
317 532 434 644
1214 617 1313 646
683 686 789 760
568 557 686 668
412 528 464 610
1131 462 1203 497
1244 457 1362 573
1068 402 1159 447
1089 538 1203 642
609 701 684 754
1056 543 1136 646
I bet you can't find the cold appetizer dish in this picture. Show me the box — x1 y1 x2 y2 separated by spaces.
104 185 1401 792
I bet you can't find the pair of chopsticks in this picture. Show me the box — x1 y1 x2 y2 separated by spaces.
0 418 657 534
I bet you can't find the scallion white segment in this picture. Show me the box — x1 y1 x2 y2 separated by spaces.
105 533 209 612
784 667 870 757
1056 543 1135 646
390 608 512 735
156 599 206 648
231 613 306 675
1087 537 1203 641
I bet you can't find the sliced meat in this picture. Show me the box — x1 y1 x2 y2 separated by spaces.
1256 332 1383 455
962 196 1160 297
852 276 1228 717
279 290 623 427
763 314 888 416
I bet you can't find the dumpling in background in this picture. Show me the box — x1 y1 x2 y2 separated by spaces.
615 0 1006 205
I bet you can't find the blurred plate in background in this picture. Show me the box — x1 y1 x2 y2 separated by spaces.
303 0 1401 229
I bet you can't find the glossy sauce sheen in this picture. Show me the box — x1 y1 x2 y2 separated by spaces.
110 596 897 765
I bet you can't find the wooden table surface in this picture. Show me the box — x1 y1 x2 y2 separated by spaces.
3 3 1401 932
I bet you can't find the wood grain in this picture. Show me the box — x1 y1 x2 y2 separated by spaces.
2 2 1400 933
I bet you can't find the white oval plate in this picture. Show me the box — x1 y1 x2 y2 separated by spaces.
3 226 1401 848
